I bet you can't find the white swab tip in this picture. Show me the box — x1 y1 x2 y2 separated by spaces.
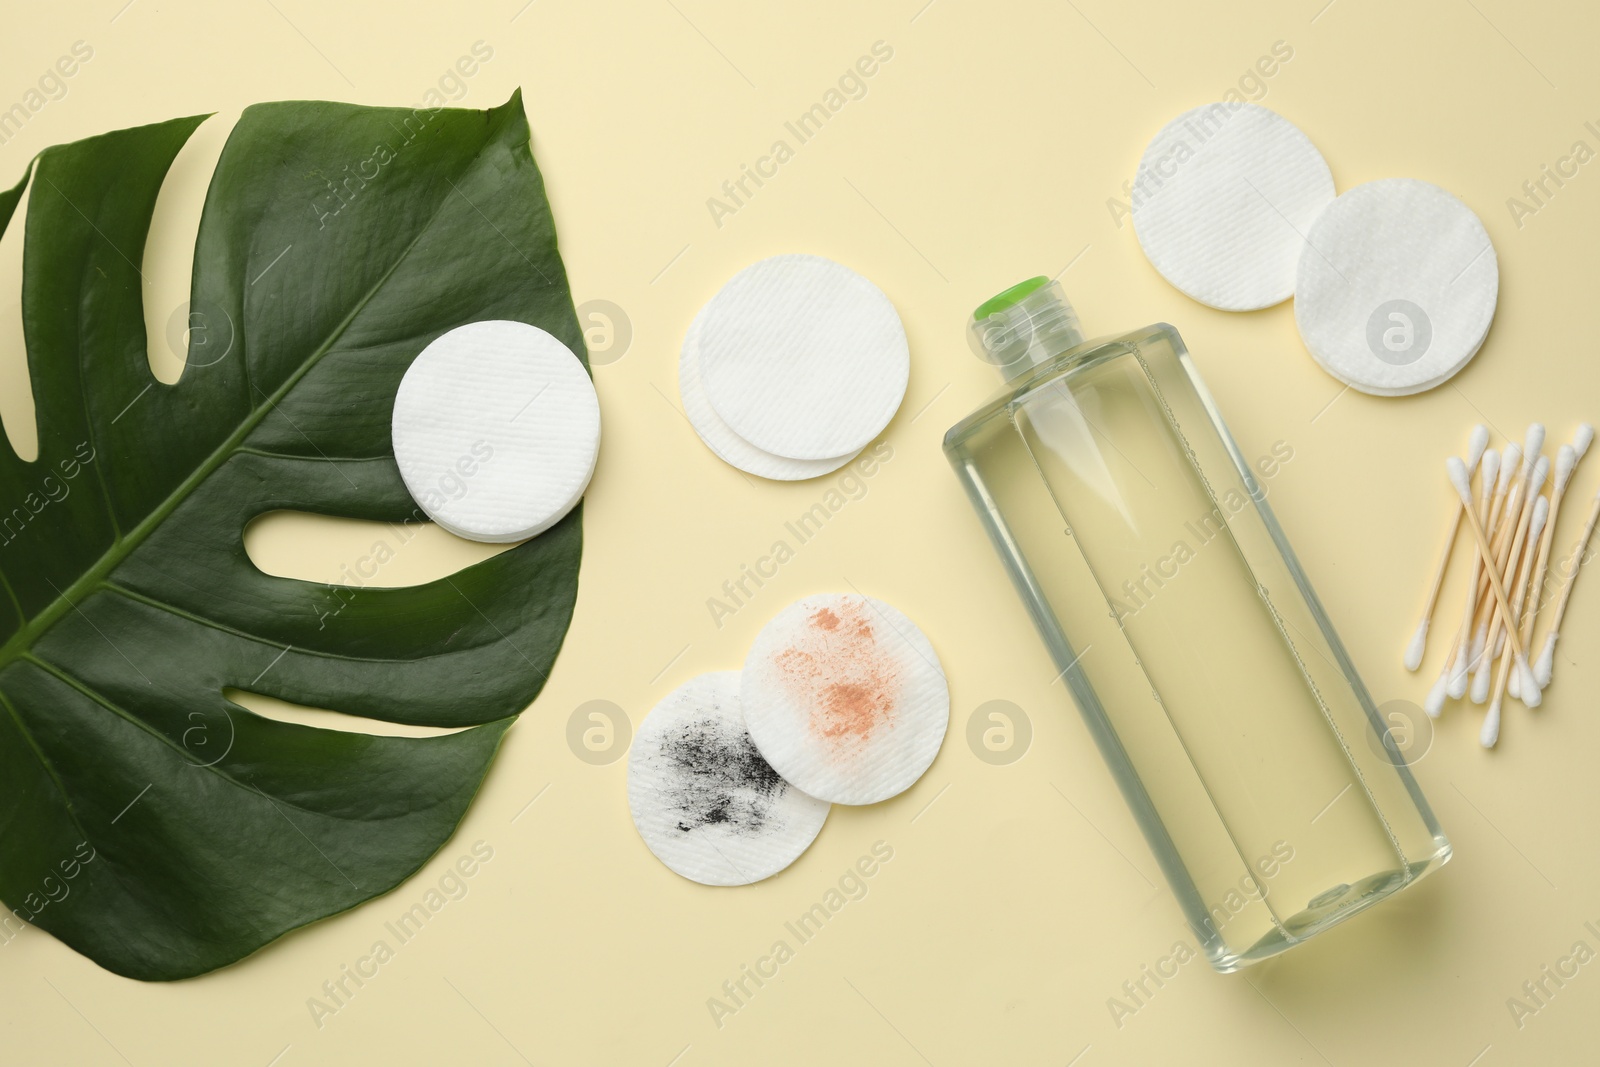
1467 425 1490 471
1528 454 1550 496
1518 657 1542 708
1524 423 1546 467
1424 670 1450 718
1535 632 1558 687
1446 457 1473 504
1574 423 1594 460
1553 444 1576 493
1447 647 1471 698
1498 444 1521 492
1529 495 1550 539
1470 660 1491 704
1404 620 1429 671
1480 448 1500 491
1480 704 1501 748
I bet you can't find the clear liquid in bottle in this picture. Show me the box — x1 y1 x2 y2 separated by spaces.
943 278 1449 970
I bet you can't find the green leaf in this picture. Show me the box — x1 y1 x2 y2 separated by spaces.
0 92 584 980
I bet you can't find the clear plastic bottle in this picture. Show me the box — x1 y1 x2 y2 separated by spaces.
944 278 1450 971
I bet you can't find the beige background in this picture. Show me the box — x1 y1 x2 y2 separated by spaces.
2 0 1598 1064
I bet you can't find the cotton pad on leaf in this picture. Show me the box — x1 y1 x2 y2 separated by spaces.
392 319 600 542
741 594 948 806
679 306 862 480
1131 103 1335 311
697 255 908 460
629 672 830 886
1294 178 1498 396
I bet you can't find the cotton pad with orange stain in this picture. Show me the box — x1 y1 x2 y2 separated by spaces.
742 594 948 805
772 600 901 746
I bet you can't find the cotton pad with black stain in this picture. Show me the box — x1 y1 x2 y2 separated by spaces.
628 672 829 886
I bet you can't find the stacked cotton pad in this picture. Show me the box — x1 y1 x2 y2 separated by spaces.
678 255 909 480
392 320 600 541
1132 104 1335 312
1295 179 1497 396
628 593 949 886
1130 103 1499 396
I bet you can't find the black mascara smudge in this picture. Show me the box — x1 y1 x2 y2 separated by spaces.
660 713 787 835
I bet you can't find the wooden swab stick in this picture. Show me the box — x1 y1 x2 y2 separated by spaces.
1468 446 1523 657
1407 425 1489 670
1482 496 1550 747
1504 493 1550 705
1482 425 1545 656
1431 448 1499 714
1449 445 1515 698
1485 452 1550 665
1465 457 1542 700
1535 479 1600 688
1523 426 1592 687
1447 458 1537 701
1471 452 1546 702
1513 440 1582 697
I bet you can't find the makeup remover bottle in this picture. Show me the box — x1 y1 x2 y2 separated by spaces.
944 278 1450 970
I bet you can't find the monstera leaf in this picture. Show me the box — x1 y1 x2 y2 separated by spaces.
0 92 584 980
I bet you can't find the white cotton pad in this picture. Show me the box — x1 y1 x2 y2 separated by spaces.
679 306 862 481
741 594 948 806
1295 179 1498 396
697 255 909 460
1131 103 1335 311
628 672 830 886
391 320 600 542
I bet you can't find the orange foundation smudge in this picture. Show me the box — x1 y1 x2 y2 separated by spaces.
772 600 903 749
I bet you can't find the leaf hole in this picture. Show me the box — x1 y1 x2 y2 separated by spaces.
142 110 235 385
243 510 514 588
225 689 470 738
0 170 37 461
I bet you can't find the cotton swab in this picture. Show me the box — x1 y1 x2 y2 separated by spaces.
1512 441 1580 697
1447 457 1538 701
1489 450 1551 663
1525 425 1591 687
1457 442 1521 695
1507 492 1553 701
1475 440 1545 664
1524 423 1547 474
1407 425 1490 670
1431 447 1499 713
1535 476 1600 689
1465 457 1542 700
1482 495 1548 746
1449 445 1515 697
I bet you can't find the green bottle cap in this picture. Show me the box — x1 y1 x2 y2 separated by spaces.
973 276 1051 321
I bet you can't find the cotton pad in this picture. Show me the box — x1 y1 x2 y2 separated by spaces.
391 320 600 542
679 306 862 480
741 594 948 806
1131 103 1335 311
697 255 909 460
628 672 830 886
1295 179 1498 396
